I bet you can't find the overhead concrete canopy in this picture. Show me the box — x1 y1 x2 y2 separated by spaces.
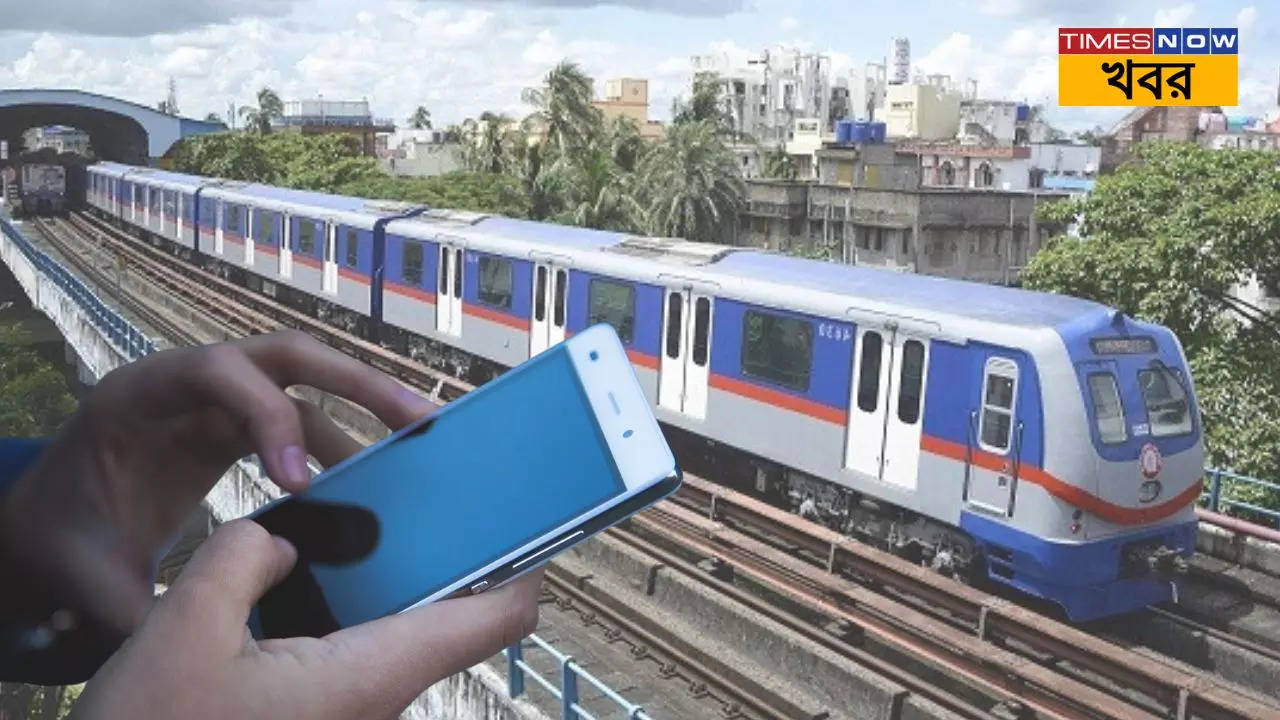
0 89 225 164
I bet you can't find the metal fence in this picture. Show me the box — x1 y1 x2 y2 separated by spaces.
1202 467 1280 529
0 216 156 359
503 633 652 720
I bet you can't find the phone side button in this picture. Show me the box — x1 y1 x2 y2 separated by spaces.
470 580 491 594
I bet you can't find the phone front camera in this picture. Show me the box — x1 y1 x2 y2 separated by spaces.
589 350 599 361
623 429 633 438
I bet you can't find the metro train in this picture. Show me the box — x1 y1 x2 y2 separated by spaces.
84 161 1205 621
19 163 68 216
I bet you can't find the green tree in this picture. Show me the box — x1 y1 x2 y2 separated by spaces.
1023 141 1280 496
462 112 525 175
0 324 77 435
203 112 222 124
239 88 284 134
635 120 745 244
547 144 640 232
407 106 433 130
762 145 798 181
522 61 601 158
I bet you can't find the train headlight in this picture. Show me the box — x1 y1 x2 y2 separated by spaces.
1139 480 1162 504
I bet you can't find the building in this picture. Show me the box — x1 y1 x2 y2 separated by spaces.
380 131 465 177
1100 106 1209 172
958 100 1030 144
781 117 824 179
22 125 91 155
884 81 962 140
740 179 1064 284
815 142 921 189
276 98 394 156
1203 131 1280 151
1028 142 1101 189
592 78 664 141
692 46 833 145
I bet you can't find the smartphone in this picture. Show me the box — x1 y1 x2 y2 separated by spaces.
246 324 680 640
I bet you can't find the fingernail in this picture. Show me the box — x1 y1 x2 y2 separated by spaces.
280 445 309 488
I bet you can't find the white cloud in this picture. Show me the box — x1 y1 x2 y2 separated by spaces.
0 1 296 38
1154 3 1195 27
780 16 800 32
1238 6 1258 34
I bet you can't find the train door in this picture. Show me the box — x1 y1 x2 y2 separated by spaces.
880 334 929 490
175 194 183 240
435 244 462 336
131 185 138 223
529 263 567 356
658 289 714 420
214 202 224 254
845 327 893 479
965 357 1021 515
323 223 338 293
279 214 293 278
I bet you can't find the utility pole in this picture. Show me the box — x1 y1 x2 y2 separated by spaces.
165 77 179 116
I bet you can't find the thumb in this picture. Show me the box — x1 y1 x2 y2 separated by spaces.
150 519 296 653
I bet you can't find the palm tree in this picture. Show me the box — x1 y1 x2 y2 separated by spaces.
604 115 644 173
407 106 432 130
550 145 641 232
521 60 602 158
463 112 525 174
635 120 745 245
204 112 222 124
239 87 284 134
673 72 734 136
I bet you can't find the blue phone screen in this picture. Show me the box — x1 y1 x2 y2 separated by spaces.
251 345 625 637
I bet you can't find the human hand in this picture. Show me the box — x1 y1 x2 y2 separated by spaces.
0 330 434 670
70 519 542 720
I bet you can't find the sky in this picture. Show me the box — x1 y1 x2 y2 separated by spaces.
0 0 1273 135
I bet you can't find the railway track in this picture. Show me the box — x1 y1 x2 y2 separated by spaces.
50 208 1280 719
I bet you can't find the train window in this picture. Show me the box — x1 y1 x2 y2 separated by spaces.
692 297 711 367
588 279 635 345
149 189 160 213
477 255 513 309
665 294 683 359
979 357 1018 453
857 332 882 412
402 242 424 285
255 210 274 244
553 270 567 328
345 230 359 267
438 248 449 294
897 340 925 424
226 206 241 233
453 249 462 299
1138 368 1192 437
741 310 812 392
534 266 547 322
298 221 316 253
163 191 176 218
1088 373 1127 444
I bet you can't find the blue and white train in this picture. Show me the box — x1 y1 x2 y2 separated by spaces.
85 161 1205 621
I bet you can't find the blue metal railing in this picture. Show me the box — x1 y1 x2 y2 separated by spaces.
503 634 652 720
1201 467 1280 529
0 216 156 360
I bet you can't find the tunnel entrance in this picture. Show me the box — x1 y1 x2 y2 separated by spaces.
0 89 224 166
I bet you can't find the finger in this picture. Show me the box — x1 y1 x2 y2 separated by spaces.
149 520 296 654
239 331 436 430
93 344 312 490
294 398 364 468
306 569 544 717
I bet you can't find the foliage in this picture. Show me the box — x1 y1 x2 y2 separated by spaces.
635 120 745 244
522 61 602 159
0 323 77 436
204 112 222 124
170 59 747 244
407 106 432 130
336 172 529 218
0 682 81 719
239 87 284 134
1023 141 1280 492
762 145 798 181
672 72 734 136
174 132 380 191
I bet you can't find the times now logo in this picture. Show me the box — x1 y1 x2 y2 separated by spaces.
1058 27 1239 54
